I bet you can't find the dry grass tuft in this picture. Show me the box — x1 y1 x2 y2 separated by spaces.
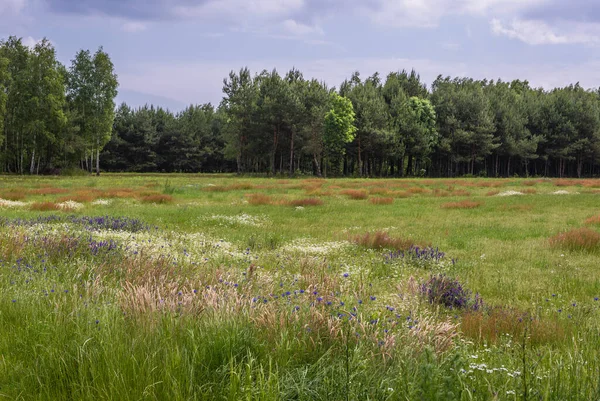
31 187 70 195
351 231 417 250
441 200 482 209
139 194 173 204
554 179 578 187
451 189 471 197
0 190 27 201
485 190 500 197
406 187 429 194
245 193 274 205
389 190 412 198
368 187 389 195
461 307 568 345
369 197 394 205
340 189 368 200
584 215 600 225
549 228 600 252
521 188 537 194
432 189 451 197
30 201 61 211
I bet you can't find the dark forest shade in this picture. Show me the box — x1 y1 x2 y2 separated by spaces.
2 36 600 177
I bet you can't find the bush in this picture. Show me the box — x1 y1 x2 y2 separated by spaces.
420 274 483 310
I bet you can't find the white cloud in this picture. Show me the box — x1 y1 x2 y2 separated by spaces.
491 18 600 45
282 19 322 35
362 0 549 28
0 0 26 14
122 21 147 33
173 0 304 21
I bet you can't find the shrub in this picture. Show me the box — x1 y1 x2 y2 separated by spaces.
420 274 483 310
369 197 393 205
441 200 481 209
549 228 600 252
340 189 368 200
351 231 416 250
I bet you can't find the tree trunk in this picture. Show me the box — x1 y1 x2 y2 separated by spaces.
507 157 511 177
289 128 295 177
313 154 322 177
271 126 278 175
96 144 100 176
357 134 362 176
30 147 36 175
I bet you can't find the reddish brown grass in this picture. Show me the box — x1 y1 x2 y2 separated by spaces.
103 188 138 198
522 180 538 186
451 189 471 197
584 215 600 225
441 200 482 209
554 179 578 187
285 198 324 207
340 189 368 200
432 189 451 197
461 307 568 345
351 231 417 250
31 187 69 195
30 201 61 211
139 194 173 204
368 187 389 195
549 228 600 252
485 190 500 196
521 188 537 194
474 181 504 188
0 190 27 201
369 197 394 205
406 187 429 194
581 179 600 188
389 191 412 198
245 193 274 205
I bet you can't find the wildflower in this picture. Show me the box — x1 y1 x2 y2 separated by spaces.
343 272 349 278
370 296 376 301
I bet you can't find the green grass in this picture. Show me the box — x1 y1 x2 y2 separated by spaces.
1 174 600 400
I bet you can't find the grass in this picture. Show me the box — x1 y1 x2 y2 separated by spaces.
1 174 600 399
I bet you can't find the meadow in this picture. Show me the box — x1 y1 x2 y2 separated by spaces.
1 174 600 400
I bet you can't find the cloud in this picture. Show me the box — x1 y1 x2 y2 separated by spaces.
281 19 322 35
491 18 600 45
0 0 26 14
359 0 547 28
122 21 147 32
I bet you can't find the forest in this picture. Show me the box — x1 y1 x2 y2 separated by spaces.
2 36 600 178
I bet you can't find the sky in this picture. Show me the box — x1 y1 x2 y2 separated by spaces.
1 0 600 111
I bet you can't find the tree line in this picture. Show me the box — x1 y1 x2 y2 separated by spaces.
0 36 117 175
2 35 600 177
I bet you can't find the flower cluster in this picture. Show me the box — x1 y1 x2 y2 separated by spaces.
420 274 483 310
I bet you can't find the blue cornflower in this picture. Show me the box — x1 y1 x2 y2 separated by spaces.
370 296 376 301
